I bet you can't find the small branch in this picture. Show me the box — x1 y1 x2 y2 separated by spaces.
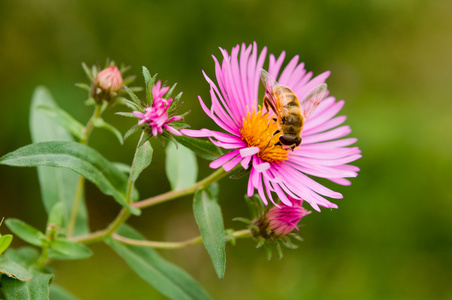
112 228 252 249
68 104 103 237
71 168 228 244
112 233 203 249
133 168 227 209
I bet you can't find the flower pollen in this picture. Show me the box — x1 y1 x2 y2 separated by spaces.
240 108 288 163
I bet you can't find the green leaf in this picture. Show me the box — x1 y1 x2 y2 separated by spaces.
2 267 53 300
131 141 153 182
48 239 92 260
47 202 65 228
0 141 140 216
4 219 45 247
0 235 13 254
93 118 124 144
29 86 89 236
113 162 132 174
4 247 40 267
173 135 222 161
123 86 142 106
37 105 85 140
193 186 226 279
49 284 79 300
0 255 33 281
105 225 212 300
165 143 197 190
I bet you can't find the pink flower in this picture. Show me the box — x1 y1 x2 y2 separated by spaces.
182 43 361 211
96 65 123 93
132 81 183 137
266 199 311 237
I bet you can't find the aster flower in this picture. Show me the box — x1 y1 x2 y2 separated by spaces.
182 43 361 211
132 81 183 137
119 67 188 142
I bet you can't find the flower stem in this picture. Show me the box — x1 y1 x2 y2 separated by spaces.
71 168 228 244
133 168 227 209
67 104 103 237
112 228 252 249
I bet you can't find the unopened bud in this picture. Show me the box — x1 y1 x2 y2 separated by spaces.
96 65 123 93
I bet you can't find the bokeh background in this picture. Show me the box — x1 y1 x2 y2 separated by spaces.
1 0 451 299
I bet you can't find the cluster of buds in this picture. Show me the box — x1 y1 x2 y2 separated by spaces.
236 196 311 259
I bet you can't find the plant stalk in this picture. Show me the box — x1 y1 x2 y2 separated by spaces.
67 104 103 237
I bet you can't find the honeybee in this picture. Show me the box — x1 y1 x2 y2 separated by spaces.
260 69 328 151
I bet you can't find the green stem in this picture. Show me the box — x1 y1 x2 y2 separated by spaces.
71 168 229 244
112 228 252 249
36 244 48 267
132 168 227 209
67 104 103 237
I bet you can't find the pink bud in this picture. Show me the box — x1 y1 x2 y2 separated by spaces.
96 65 123 93
266 200 311 237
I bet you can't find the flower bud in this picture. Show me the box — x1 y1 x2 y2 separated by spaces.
95 65 123 93
132 80 184 137
266 203 311 237
252 198 311 239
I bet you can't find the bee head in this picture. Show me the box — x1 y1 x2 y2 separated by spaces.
279 135 302 151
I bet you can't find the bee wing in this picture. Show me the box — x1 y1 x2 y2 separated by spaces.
260 69 284 117
299 83 328 120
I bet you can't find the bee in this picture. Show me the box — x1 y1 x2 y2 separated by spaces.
260 69 328 151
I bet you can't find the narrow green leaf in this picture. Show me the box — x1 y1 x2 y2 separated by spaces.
123 86 142 105
0 235 13 254
113 162 132 174
49 284 79 300
115 111 137 118
173 135 222 161
93 118 124 144
2 267 53 300
74 82 91 91
37 105 85 140
48 239 92 260
47 202 64 228
105 225 212 300
193 187 226 278
0 255 33 281
29 86 89 235
4 219 45 247
131 141 153 182
0 141 140 216
165 143 197 190
123 124 144 142
4 247 40 267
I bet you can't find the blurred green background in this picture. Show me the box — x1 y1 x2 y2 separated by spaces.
1 0 451 299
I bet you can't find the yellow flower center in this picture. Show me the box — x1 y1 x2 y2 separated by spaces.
240 108 289 163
